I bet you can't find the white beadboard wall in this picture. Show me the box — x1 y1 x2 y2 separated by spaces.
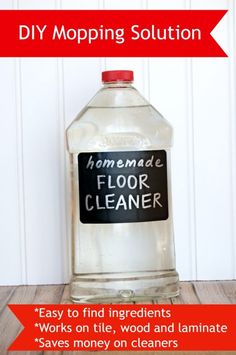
0 0 235 285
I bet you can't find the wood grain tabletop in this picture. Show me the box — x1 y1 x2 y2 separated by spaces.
0 281 236 355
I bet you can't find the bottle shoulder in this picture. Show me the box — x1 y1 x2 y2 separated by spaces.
66 105 173 153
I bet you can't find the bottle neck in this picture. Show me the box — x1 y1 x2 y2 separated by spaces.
87 80 149 107
103 81 133 88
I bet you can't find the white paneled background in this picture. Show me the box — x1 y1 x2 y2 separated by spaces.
0 0 235 285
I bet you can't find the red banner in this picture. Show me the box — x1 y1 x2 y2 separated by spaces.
0 10 227 57
8 304 236 351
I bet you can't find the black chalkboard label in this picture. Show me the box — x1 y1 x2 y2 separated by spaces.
78 150 168 224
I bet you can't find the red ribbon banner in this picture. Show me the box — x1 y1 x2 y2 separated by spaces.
8 304 236 351
0 10 227 57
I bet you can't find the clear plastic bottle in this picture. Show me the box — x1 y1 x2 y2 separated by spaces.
66 70 179 303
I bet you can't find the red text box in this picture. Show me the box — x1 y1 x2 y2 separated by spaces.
0 10 227 57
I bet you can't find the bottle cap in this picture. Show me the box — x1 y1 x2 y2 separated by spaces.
102 70 134 83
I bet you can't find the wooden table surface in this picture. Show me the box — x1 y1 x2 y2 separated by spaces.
0 281 236 355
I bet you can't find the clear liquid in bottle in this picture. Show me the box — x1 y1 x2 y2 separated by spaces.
66 70 179 303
